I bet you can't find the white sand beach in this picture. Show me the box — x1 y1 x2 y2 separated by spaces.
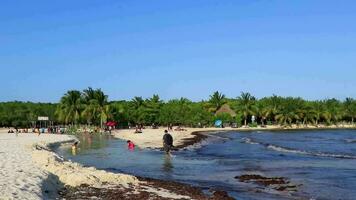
0 131 74 199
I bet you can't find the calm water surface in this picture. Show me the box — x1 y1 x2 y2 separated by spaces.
56 130 356 200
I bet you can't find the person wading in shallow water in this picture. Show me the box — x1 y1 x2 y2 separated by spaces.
127 140 135 150
163 130 174 155
72 141 79 155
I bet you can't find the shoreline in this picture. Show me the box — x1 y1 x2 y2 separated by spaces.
2 125 356 199
113 125 356 150
0 131 234 199
30 133 235 199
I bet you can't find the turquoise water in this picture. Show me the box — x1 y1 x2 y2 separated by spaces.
57 130 356 200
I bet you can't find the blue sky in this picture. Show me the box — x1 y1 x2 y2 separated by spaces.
1 0 356 102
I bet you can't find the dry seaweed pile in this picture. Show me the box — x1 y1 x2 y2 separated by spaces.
59 177 235 200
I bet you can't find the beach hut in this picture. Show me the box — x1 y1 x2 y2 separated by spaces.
215 104 236 117
215 104 237 128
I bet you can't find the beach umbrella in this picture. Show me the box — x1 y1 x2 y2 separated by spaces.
215 120 222 127
106 121 117 126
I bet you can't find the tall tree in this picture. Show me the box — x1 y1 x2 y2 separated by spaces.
144 94 163 125
312 101 327 125
344 98 356 124
237 92 256 126
56 90 82 125
208 91 226 113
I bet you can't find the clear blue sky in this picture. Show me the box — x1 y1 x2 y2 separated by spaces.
1 0 356 102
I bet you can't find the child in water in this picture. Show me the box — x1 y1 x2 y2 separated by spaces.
72 141 79 155
127 140 135 150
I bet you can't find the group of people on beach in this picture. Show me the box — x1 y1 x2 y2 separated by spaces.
7 127 66 135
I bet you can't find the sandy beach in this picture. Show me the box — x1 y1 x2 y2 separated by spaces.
113 124 356 149
0 131 75 199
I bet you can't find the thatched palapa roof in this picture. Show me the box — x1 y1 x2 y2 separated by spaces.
215 104 236 117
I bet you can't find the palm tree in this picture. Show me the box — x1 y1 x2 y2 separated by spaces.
145 94 163 124
258 95 281 124
275 110 299 127
130 96 145 124
344 97 356 124
82 87 98 125
312 101 327 126
237 92 256 126
81 88 110 128
56 90 83 125
208 91 226 113
94 89 110 128
132 96 144 109
325 99 343 125
255 102 270 126
298 105 317 126
82 87 96 103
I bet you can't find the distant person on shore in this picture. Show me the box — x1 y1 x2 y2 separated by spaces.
134 125 142 133
163 130 174 154
127 140 135 150
168 124 173 131
37 128 41 136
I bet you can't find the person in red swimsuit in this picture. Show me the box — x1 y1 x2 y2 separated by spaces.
127 140 135 150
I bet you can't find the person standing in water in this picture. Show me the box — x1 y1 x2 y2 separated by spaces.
163 130 173 154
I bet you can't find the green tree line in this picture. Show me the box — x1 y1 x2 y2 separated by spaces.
1 89 356 128
0 102 56 127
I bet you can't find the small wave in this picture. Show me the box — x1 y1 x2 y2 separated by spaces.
242 137 259 145
345 139 356 143
242 137 356 159
182 135 230 151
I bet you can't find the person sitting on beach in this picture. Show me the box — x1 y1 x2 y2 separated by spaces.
174 126 187 131
127 140 135 150
163 130 174 154
134 125 142 134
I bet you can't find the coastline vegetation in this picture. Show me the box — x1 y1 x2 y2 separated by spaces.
1 88 356 129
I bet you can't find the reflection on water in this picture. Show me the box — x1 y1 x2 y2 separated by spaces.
57 130 356 200
162 154 173 173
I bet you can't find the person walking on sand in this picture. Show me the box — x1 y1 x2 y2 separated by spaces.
163 130 174 154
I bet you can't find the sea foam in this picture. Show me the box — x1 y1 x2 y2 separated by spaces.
242 137 356 159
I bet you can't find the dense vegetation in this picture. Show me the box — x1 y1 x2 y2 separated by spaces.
0 102 56 127
1 88 356 128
